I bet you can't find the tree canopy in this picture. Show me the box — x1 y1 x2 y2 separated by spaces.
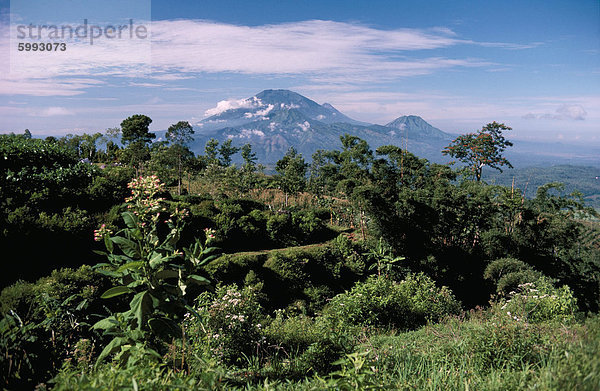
442 121 513 181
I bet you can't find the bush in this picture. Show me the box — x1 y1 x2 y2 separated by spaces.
322 273 461 331
495 277 578 323
0 266 113 389
263 311 351 376
484 257 543 295
362 314 600 389
191 284 265 366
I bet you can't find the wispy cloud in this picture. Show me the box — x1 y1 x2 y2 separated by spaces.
149 19 488 81
1 18 528 96
523 103 588 121
37 106 75 117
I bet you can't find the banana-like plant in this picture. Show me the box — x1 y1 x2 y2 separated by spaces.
365 237 405 278
92 176 219 366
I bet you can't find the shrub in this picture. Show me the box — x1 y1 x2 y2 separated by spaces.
192 284 264 366
484 257 543 295
0 266 112 389
263 311 351 376
322 273 461 331
495 277 578 323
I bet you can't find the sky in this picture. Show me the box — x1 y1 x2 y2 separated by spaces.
0 0 598 145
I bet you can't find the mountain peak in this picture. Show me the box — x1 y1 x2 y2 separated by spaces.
255 89 317 107
386 115 450 140
193 90 453 164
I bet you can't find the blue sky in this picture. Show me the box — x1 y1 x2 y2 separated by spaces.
1 0 598 144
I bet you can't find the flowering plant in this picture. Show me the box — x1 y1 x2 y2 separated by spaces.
498 277 577 323
191 284 264 365
92 176 219 366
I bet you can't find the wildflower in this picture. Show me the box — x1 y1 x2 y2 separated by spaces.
94 224 113 241
204 227 216 239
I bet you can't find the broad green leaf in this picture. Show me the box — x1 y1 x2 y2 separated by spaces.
111 236 140 258
126 280 144 289
108 254 133 264
129 291 155 330
155 270 179 280
117 261 145 273
92 316 118 330
101 286 133 299
104 234 114 253
201 247 219 255
148 317 181 340
200 254 219 265
149 251 168 269
121 211 139 229
187 274 210 286
95 336 129 365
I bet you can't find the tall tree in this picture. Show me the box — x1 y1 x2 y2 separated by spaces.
275 147 308 207
166 121 195 195
442 121 513 182
204 138 219 166
120 115 155 173
218 139 240 167
240 143 257 172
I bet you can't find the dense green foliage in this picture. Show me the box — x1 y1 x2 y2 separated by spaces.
1 121 599 389
0 133 132 287
322 273 461 330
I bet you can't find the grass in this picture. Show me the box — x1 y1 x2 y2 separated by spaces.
48 312 600 390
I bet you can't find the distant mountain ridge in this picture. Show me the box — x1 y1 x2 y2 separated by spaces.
192 89 453 163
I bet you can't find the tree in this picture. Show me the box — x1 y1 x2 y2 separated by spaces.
120 115 155 173
204 138 219 166
98 127 122 162
218 139 240 167
275 147 308 207
240 143 257 172
238 143 260 193
166 121 195 195
442 121 513 182
121 115 155 145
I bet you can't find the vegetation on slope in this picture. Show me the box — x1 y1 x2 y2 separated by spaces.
1 121 599 390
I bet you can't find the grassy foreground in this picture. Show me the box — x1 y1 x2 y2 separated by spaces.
47 311 599 390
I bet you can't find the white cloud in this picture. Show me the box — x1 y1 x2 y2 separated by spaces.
0 18 527 97
255 104 274 117
204 97 264 117
38 106 74 116
128 82 164 88
556 104 587 120
242 104 275 119
297 121 310 131
149 19 467 80
522 104 588 121
237 128 265 138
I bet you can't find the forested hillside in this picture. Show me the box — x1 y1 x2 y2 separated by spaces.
484 165 600 210
1 123 599 390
